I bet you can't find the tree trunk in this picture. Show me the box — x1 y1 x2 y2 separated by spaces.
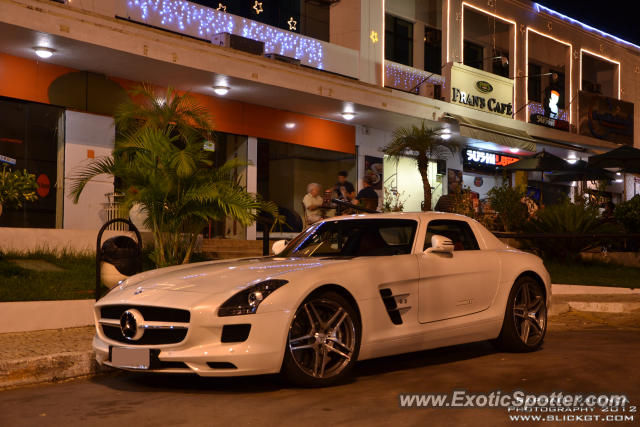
417 155 432 211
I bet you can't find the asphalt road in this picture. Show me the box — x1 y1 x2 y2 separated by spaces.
1 312 639 427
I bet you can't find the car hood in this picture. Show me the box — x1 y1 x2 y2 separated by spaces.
112 256 345 296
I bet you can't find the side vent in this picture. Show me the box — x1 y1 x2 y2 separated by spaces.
211 33 265 56
379 288 404 325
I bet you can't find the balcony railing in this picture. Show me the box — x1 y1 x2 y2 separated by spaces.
384 60 446 98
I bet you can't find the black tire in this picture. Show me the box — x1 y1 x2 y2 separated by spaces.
494 276 547 352
281 291 361 387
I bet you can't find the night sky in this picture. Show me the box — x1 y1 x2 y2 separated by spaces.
535 1 640 47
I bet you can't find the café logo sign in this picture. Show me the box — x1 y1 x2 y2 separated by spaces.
446 63 514 118
475 81 493 93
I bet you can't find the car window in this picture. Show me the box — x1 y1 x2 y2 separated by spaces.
279 219 418 257
424 220 480 251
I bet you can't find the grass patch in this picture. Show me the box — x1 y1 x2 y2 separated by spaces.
545 260 640 289
0 249 103 302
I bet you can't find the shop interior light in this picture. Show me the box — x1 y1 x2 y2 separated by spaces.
284 122 296 129
509 148 520 153
616 172 622 176
566 158 578 164
341 112 356 121
212 85 230 95
615 179 624 183
33 47 55 59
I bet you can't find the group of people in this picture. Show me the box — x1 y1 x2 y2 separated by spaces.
303 171 379 224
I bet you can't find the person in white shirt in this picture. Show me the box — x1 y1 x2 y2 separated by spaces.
302 183 324 224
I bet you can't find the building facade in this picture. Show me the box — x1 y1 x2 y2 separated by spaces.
0 0 638 239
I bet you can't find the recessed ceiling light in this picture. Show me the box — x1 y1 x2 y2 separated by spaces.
509 148 520 153
33 47 55 59
212 85 230 96
341 112 356 121
285 122 296 129
566 158 578 164
440 133 451 140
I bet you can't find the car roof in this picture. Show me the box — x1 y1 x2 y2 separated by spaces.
324 211 474 222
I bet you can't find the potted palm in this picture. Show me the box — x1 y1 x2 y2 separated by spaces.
382 121 459 211
70 84 278 266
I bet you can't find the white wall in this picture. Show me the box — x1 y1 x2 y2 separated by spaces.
64 111 115 230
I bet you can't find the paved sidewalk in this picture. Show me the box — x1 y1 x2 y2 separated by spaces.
0 327 108 390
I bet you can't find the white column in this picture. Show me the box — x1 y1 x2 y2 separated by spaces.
246 136 258 240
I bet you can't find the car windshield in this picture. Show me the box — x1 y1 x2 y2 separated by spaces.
278 219 418 257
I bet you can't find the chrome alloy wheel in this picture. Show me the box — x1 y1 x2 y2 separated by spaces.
288 299 356 379
513 281 547 346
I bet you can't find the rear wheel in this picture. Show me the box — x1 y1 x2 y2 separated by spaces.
494 276 547 352
281 291 360 387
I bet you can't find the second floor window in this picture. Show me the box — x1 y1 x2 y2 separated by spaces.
424 27 442 74
463 41 483 71
385 14 413 66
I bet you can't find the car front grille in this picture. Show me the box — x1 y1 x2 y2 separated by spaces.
99 304 190 346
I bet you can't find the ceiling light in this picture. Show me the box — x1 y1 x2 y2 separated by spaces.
33 47 55 59
615 179 623 183
440 133 452 140
616 172 622 176
212 85 230 96
285 122 296 129
566 159 578 164
341 112 356 121
509 148 520 153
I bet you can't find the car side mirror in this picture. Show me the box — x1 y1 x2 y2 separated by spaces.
272 239 288 255
424 235 454 254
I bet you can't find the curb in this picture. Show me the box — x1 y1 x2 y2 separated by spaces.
0 350 109 390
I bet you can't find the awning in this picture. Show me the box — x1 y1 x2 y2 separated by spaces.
446 114 537 152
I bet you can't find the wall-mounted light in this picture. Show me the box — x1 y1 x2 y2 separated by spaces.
285 122 296 129
212 85 230 95
33 47 55 59
341 112 356 121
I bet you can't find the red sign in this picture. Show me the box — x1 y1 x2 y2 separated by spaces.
37 174 50 198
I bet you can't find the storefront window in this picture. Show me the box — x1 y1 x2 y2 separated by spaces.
0 98 63 228
257 139 356 232
424 27 442 74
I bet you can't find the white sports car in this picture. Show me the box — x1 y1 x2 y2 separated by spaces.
93 212 550 386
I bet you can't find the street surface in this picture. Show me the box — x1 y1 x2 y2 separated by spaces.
1 311 639 426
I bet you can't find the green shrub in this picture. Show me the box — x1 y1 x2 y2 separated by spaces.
0 165 38 212
523 200 620 260
487 182 527 231
614 195 640 233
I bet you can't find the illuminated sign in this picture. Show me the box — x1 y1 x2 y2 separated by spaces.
578 91 634 146
0 154 16 166
445 63 514 118
463 148 519 172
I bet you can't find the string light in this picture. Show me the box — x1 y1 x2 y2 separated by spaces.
127 1 323 68
252 1 263 15
287 17 297 31
384 61 446 93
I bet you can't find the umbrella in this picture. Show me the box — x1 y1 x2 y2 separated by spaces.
588 145 640 170
504 151 570 205
504 150 569 172
548 160 615 183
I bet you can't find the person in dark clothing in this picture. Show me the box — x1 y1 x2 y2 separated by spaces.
333 170 356 202
355 175 379 210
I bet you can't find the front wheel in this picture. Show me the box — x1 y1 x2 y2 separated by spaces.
494 277 547 352
281 291 360 387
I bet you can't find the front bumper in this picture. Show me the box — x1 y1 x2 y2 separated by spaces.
94 309 291 377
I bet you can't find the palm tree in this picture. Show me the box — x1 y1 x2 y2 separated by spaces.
70 85 278 266
383 121 459 211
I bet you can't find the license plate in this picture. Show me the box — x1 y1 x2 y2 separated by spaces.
111 347 150 369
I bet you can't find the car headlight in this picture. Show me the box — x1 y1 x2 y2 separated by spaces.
218 279 289 316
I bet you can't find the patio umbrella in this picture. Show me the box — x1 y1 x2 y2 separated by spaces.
504 150 570 204
548 160 615 183
588 145 640 170
504 150 569 172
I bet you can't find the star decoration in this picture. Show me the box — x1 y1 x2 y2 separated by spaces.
253 1 263 15
519 24 526 34
370 30 379 44
456 12 462 23
487 0 496 7
573 50 579 60
546 21 552 32
634 65 640 74
216 3 226 12
287 17 297 31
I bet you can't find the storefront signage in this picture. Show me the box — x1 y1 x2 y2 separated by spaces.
578 91 634 146
530 87 570 131
463 148 519 172
530 114 570 131
445 63 514 118
0 154 16 166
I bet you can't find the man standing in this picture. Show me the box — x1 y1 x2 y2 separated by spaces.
354 175 379 210
334 171 356 202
